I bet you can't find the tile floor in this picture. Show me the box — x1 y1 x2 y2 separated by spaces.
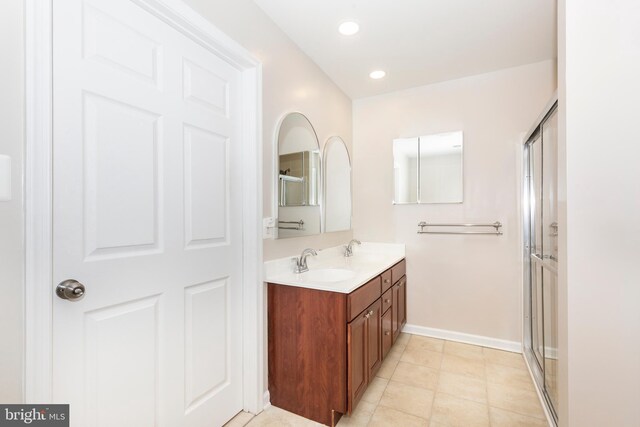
225 333 549 427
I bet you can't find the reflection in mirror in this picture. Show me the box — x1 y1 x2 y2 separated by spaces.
324 136 351 232
279 151 320 207
393 138 418 204
277 113 321 238
419 131 463 203
393 131 463 204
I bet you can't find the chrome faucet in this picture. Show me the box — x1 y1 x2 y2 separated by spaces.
344 239 361 257
293 248 318 273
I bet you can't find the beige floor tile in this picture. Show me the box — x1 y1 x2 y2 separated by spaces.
391 361 439 390
361 377 388 405
430 393 490 427
401 346 443 369
482 348 527 370
443 341 484 361
487 382 546 420
486 363 535 390
395 332 411 348
437 371 487 404
368 406 429 427
386 344 405 361
407 335 445 353
489 407 549 427
377 356 400 379
378 380 435 420
245 406 322 427
336 401 376 427
224 411 254 427
440 354 485 380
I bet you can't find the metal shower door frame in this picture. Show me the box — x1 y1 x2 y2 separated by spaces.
522 97 559 425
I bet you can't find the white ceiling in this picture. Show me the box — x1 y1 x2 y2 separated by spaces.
253 0 557 99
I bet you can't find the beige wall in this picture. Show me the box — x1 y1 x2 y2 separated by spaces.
353 60 557 344
0 0 24 403
183 0 354 261
559 0 640 425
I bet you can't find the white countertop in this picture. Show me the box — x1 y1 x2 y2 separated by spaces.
264 242 405 293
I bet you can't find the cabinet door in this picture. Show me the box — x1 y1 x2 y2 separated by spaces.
391 284 400 341
381 307 393 359
366 300 383 379
347 312 368 413
398 276 407 328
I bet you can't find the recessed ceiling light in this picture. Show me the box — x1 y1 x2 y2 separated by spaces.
369 70 386 79
338 21 359 36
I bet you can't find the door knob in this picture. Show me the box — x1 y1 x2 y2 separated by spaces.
56 279 86 301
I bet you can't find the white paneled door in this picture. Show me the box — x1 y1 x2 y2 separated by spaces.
52 0 244 425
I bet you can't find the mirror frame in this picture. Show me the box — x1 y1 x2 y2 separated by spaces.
273 112 322 239
322 136 352 233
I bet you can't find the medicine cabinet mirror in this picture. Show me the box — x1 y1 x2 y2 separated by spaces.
276 112 321 238
393 131 463 204
323 136 352 232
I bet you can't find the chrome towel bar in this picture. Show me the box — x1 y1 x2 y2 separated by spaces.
278 220 305 231
417 221 503 235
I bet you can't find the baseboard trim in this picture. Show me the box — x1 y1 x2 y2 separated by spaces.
403 324 522 353
262 390 271 410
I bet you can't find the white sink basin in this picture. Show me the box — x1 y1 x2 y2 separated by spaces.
301 268 356 283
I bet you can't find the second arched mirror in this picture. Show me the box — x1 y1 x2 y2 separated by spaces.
276 112 321 238
323 136 352 233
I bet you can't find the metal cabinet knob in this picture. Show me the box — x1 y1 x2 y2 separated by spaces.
385 299 391 303
56 279 86 301
385 331 391 336
384 279 390 284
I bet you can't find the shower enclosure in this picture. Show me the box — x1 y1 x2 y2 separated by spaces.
522 97 558 424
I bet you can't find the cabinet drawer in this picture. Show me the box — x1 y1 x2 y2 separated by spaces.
348 276 382 321
381 288 393 314
381 269 392 292
391 259 406 284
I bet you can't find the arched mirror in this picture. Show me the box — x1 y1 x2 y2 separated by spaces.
276 112 321 238
323 136 352 232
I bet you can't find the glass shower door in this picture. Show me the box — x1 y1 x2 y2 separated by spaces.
524 103 559 423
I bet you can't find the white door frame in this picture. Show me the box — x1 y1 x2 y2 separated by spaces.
24 0 265 415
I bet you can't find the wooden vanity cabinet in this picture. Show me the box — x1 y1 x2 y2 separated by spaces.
268 258 406 426
268 285 347 426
